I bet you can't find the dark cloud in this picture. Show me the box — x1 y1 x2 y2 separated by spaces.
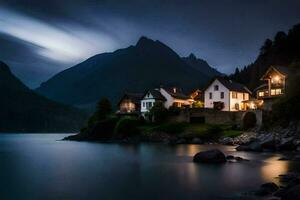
0 0 300 87
0 33 66 88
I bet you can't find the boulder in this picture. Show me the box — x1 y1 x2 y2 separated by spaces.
278 137 296 151
255 182 279 196
259 134 278 150
175 138 186 144
219 137 234 145
226 155 235 160
193 149 226 164
282 184 300 200
235 156 249 161
191 138 203 144
236 140 262 152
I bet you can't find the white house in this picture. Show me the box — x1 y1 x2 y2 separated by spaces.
159 87 193 108
204 77 251 111
140 87 193 115
140 89 166 114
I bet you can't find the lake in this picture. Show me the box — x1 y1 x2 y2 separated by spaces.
0 134 299 200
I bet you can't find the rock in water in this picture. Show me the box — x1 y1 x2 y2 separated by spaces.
282 184 300 200
193 149 226 163
278 137 296 151
255 182 279 196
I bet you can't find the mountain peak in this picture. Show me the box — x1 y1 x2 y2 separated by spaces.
136 36 155 47
188 53 197 60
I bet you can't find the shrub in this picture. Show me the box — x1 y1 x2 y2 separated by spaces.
149 102 169 123
192 101 204 108
114 117 140 137
151 122 188 134
95 98 112 120
168 105 181 115
90 117 119 139
201 125 223 139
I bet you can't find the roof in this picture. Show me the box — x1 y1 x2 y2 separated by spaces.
260 66 295 80
118 92 143 105
253 83 268 92
190 89 203 101
162 87 191 100
142 89 166 101
204 76 251 94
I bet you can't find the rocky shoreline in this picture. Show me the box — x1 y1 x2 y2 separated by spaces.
191 148 300 199
65 120 300 154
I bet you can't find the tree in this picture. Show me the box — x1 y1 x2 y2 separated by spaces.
80 97 112 134
95 98 112 121
260 39 273 55
234 67 240 76
149 101 169 123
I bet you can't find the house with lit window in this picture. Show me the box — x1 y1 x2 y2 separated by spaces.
189 89 204 107
140 87 193 115
117 93 143 115
159 87 194 108
255 66 293 110
141 89 167 115
204 77 251 111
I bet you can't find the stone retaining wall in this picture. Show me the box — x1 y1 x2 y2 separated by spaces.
169 108 263 127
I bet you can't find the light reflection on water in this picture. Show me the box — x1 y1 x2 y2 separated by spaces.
0 134 299 200
261 156 289 184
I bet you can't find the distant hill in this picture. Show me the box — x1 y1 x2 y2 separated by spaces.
230 23 300 90
182 53 222 77
0 61 87 132
36 36 220 108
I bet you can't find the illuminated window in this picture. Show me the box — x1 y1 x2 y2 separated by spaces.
258 92 264 97
220 92 224 99
243 93 249 100
232 92 237 99
271 89 282 95
276 89 282 94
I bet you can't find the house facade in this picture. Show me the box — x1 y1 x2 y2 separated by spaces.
256 66 290 99
140 89 166 114
159 87 193 108
140 87 193 115
117 93 143 115
204 77 251 111
255 66 293 110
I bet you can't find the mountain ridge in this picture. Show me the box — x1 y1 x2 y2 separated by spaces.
0 61 87 132
36 36 221 108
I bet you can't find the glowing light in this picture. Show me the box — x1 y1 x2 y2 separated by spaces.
272 76 280 83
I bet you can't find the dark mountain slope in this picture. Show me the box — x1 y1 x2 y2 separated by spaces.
0 61 87 132
182 53 222 77
230 23 300 90
37 37 218 107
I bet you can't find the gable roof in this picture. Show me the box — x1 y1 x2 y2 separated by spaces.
162 87 191 100
118 92 143 105
260 66 292 80
204 76 251 94
142 89 166 101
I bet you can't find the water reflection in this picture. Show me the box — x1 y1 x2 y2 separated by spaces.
0 134 299 200
261 156 289 184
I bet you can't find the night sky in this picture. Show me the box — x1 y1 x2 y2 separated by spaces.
1 0 300 88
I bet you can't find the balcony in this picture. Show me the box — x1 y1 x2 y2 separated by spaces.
257 87 285 99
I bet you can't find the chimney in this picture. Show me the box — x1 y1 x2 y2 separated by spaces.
173 87 177 93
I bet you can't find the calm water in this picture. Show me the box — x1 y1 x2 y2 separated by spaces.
0 134 299 200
